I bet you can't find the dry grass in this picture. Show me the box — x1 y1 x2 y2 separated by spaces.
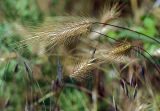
69 58 99 81
12 17 94 54
6 2 160 111
100 3 121 24
11 3 123 55
68 41 138 81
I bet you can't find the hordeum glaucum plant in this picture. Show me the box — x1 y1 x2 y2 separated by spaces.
1 1 160 111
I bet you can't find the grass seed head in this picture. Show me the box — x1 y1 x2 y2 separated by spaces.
69 58 99 81
110 42 132 55
13 18 94 54
100 3 121 24
95 42 134 63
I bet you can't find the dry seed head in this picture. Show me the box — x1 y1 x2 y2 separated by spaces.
39 18 93 48
57 19 93 46
96 42 132 56
69 58 99 81
13 18 94 54
109 42 132 55
100 3 121 24
46 18 94 53
95 42 133 63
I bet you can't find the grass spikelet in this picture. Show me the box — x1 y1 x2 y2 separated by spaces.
13 17 94 54
100 3 121 24
69 58 99 81
56 18 93 50
109 42 132 55
92 32 160 74
95 42 135 64
68 42 132 81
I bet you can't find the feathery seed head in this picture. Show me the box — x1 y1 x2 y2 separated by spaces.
46 18 94 49
100 3 121 24
13 17 94 54
69 58 99 81
95 42 134 63
110 42 132 55
55 18 93 50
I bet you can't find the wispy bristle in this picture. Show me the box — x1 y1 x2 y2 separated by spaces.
100 54 133 64
95 42 134 63
69 58 99 81
69 43 133 81
56 19 92 47
12 18 94 54
100 3 121 24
